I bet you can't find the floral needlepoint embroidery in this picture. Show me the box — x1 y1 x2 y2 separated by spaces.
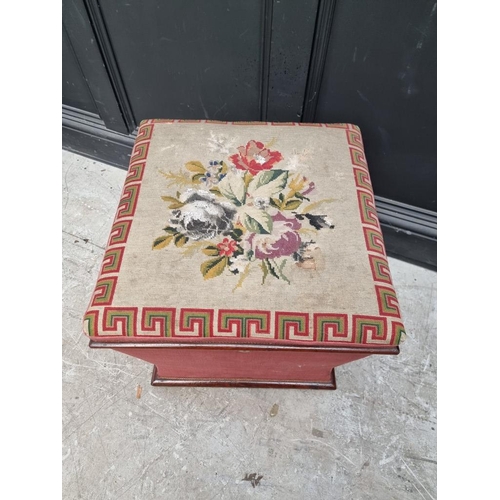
217 238 238 257
248 213 301 260
169 190 236 241
230 140 283 176
153 138 335 288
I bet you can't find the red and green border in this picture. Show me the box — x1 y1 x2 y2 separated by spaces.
83 121 405 345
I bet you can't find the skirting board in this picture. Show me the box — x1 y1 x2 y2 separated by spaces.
62 106 135 169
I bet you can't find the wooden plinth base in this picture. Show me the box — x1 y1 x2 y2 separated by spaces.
150 365 337 389
89 341 399 390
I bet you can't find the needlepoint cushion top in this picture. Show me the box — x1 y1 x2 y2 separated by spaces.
83 120 405 346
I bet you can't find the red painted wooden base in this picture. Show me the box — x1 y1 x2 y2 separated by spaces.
89 342 399 390
150 365 337 389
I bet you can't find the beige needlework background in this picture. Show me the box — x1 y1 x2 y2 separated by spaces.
113 123 378 316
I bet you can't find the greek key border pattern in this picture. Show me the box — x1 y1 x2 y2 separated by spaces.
346 126 405 343
84 307 401 343
84 122 404 345
86 122 155 316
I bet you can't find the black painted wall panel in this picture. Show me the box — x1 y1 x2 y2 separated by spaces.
62 26 97 114
62 0 436 267
315 0 437 211
99 0 265 123
267 0 319 121
63 0 129 133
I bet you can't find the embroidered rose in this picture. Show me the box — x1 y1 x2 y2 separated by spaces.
170 190 236 240
217 238 238 257
230 140 283 176
247 212 302 259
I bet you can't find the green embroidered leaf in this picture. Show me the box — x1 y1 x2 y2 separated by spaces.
220 162 229 175
163 227 178 234
294 192 310 201
265 259 280 280
228 227 244 240
243 171 253 189
161 196 180 204
218 173 247 205
265 137 277 149
301 198 336 214
233 263 251 291
161 196 185 209
174 234 189 247
153 234 173 249
269 198 281 209
241 206 273 234
202 245 220 256
185 161 206 174
159 168 200 188
283 199 302 210
181 241 207 256
261 260 269 284
209 187 223 197
248 170 288 199
171 202 186 209
273 258 290 284
191 173 205 182
201 256 228 279
232 245 244 258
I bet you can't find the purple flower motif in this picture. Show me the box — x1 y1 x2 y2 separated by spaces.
302 181 315 196
248 212 302 259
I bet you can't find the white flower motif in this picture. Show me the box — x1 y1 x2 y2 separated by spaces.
207 132 236 156
202 175 219 188
206 164 220 175
285 148 310 171
253 197 270 209
229 255 250 273
253 154 266 165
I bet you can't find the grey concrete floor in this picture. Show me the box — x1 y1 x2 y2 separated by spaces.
62 150 437 500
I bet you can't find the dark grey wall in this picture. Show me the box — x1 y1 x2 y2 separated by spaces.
267 0 319 121
314 0 437 212
62 25 97 114
100 1 263 122
62 0 437 268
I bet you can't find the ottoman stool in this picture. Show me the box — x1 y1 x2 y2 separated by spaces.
83 120 405 389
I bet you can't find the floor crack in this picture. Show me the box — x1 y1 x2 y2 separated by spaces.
62 230 106 250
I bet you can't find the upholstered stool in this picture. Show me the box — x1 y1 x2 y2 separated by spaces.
83 120 405 389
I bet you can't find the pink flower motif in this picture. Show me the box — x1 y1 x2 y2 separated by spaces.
217 238 238 257
230 140 283 176
248 213 302 259
302 181 315 196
